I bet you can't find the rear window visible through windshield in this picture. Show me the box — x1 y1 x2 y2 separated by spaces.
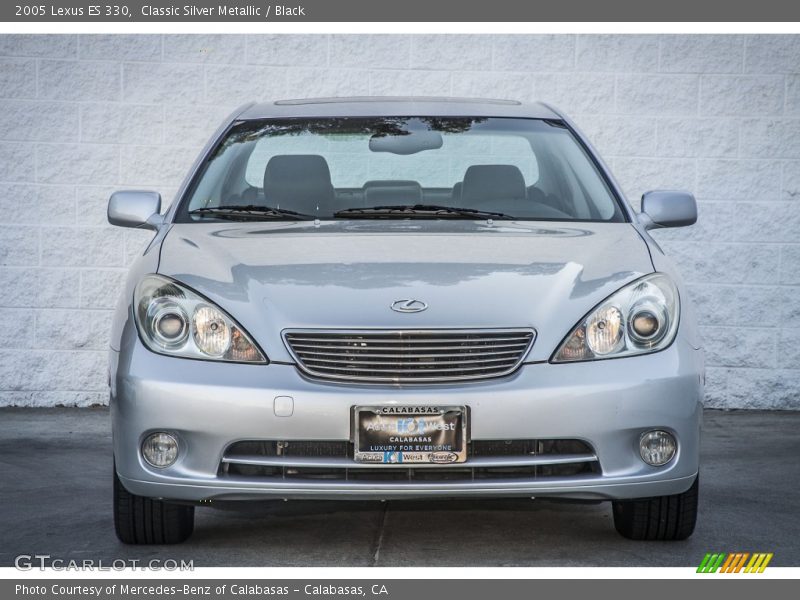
177 117 625 223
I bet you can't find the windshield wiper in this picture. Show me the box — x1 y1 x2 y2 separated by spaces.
190 205 315 221
333 204 515 220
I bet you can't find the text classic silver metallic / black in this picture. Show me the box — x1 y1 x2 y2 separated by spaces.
107 97 704 544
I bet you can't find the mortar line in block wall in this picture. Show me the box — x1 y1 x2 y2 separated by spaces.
780 160 786 201
784 73 790 115
741 36 747 74
2 305 116 312
0 392 111 396
0 347 110 355
656 36 662 72
695 76 701 117
572 34 578 70
202 62 209 104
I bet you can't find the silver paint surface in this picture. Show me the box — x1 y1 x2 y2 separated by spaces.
109 99 704 502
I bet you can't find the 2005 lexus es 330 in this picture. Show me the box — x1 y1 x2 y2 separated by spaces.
107 97 703 544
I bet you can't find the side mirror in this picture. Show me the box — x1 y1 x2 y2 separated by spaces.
640 190 697 229
107 191 163 230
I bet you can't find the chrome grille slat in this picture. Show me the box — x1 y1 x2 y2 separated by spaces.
222 453 598 469
219 439 600 482
283 328 535 384
303 362 517 374
287 349 524 359
301 356 519 367
288 342 530 352
287 335 534 344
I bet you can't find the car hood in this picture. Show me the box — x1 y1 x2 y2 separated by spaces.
158 220 653 362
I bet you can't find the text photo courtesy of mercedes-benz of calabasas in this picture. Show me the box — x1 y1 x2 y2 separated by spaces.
108 97 703 545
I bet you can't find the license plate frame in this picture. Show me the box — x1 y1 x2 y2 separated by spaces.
353 406 468 464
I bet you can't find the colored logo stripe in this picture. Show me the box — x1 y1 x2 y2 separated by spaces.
745 553 773 573
720 553 736 572
697 553 773 573
723 553 748 573
697 553 726 573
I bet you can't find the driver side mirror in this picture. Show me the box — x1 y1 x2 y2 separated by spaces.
640 190 697 229
107 190 163 230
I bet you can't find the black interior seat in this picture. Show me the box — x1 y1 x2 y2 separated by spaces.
459 165 573 219
263 154 335 215
460 164 527 213
529 185 571 216
450 181 463 205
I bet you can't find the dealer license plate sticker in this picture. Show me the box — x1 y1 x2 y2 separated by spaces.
354 406 467 464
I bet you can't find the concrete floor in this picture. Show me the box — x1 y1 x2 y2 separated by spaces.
0 408 798 567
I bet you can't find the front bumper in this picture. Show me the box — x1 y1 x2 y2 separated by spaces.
111 337 703 502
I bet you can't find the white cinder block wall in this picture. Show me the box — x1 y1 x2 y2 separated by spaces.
0 34 798 409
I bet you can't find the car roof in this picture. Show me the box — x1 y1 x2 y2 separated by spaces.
236 97 562 120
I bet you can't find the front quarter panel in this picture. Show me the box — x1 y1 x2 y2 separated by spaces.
108 227 168 352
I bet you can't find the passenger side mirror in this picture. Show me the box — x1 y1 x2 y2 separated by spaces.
640 190 697 229
107 190 163 230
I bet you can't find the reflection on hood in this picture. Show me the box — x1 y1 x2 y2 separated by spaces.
157 220 653 362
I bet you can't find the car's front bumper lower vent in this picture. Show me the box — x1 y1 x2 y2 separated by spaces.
283 329 535 384
219 439 600 482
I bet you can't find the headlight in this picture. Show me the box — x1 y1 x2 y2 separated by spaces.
134 274 267 363
552 273 679 363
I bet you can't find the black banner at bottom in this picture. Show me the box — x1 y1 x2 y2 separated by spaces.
3 579 796 600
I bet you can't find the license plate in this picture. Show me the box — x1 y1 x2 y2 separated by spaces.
353 406 467 464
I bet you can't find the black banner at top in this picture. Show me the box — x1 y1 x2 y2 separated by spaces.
3 0 800 22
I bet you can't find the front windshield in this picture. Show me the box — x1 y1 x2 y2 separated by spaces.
177 116 625 223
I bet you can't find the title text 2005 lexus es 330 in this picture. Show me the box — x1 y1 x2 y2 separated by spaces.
107 97 703 544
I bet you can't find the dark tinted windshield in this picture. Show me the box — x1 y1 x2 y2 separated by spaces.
177 117 625 222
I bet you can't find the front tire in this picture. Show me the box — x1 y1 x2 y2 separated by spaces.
113 466 194 544
612 476 698 540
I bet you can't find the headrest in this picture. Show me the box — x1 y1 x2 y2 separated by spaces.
451 181 463 203
461 165 527 206
263 154 334 215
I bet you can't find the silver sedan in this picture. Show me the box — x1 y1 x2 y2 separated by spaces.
107 97 703 544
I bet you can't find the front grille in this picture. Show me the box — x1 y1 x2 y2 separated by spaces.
225 440 351 458
219 439 599 483
283 329 535 384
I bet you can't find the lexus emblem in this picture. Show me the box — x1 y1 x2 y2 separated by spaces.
391 299 428 313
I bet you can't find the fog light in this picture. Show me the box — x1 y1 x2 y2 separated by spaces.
141 432 178 468
639 430 676 466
